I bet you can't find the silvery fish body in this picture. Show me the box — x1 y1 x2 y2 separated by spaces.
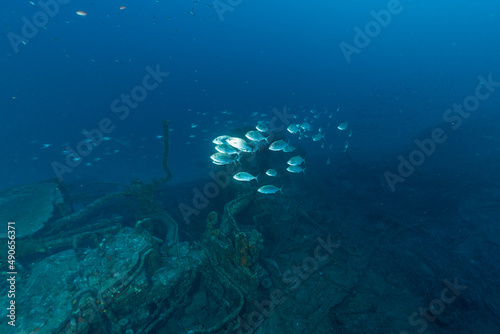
211 152 238 164
287 124 301 134
286 165 306 174
233 172 259 182
213 135 231 145
226 137 253 152
312 133 325 142
337 122 348 130
265 169 277 177
257 185 282 194
245 131 269 143
269 140 288 151
215 144 239 155
287 155 305 166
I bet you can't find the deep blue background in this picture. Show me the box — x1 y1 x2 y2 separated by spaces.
1 0 499 188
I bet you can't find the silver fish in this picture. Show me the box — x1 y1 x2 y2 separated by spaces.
245 131 269 143
256 121 269 133
233 172 259 182
287 124 301 134
213 135 231 145
265 169 277 177
211 152 239 164
312 133 325 141
282 144 296 153
257 185 283 194
287 155 305 166
300 122 313 131
337 122 348 130
269 139 288 151
226 137 253 152
215 144 239 155
286 165 306 174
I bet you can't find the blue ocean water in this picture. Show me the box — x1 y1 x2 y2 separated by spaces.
2 0 497 188
1 1 500 333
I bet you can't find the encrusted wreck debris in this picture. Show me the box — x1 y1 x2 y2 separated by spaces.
0 180 64 239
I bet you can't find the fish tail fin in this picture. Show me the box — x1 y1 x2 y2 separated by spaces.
302 167 306 175
255 174 260 183
279 187 283 194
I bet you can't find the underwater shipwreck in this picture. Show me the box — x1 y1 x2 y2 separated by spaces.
1 119 499 334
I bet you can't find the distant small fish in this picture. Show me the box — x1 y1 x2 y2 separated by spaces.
300 122 313 132
282 144 296 153
337 122 348 130
41 143 51 149
258 185 283 194
256 122 269 133
343 141 349 152
326 158 331 165
76 10 87 16
269 139 288 151
348 129 353 137
286 165 306 174
120 6 126 10
312 133 325 142
265 169 277 177
191 123 198 128
233 172 259 182
287 124 301 134
287 155 305 166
